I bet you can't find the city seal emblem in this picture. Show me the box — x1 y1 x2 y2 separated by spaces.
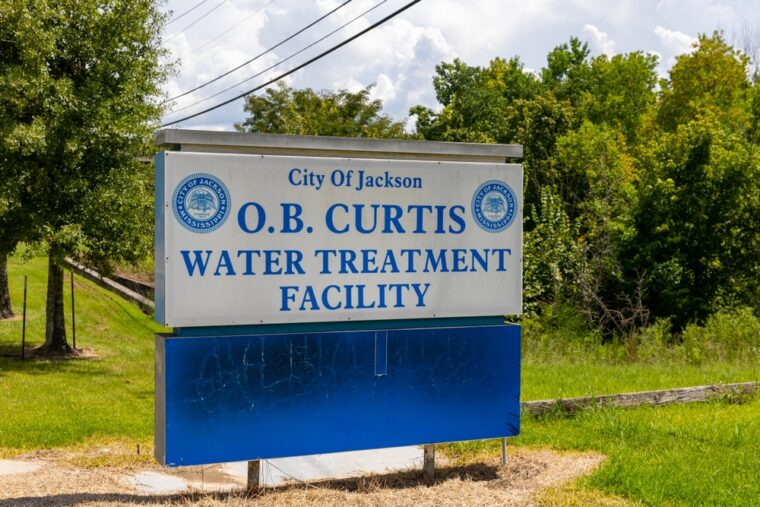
172 173 230 233
471 180 517 233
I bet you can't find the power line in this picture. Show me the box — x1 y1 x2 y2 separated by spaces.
166 0 352 104
165 0 387 115
161 0 422 127
190 0 278 54
165 0 228 43
166 0 212 26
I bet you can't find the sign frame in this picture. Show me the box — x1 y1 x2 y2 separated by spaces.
153 129 524 467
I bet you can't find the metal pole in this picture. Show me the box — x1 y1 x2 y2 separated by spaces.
21 276 27 360
423 444 435 484
501 437 508 465
70 271 76 350
247 460 260 491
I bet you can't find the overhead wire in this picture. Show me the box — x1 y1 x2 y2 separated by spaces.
165 0 228 43
161 0 422 127
165 0 387 115
165 0 352 104
166 0 212 26
189 0 278 55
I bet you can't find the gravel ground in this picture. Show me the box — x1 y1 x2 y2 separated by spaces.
0 447 605 506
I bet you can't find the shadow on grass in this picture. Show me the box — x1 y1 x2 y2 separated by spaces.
0 344 109 378
0 463 500 506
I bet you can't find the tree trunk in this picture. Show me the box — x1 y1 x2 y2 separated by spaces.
43 252 70 353
0 253 13 319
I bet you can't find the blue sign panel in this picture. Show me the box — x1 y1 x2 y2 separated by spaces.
155 325 520 466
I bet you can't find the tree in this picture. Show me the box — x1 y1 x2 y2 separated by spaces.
541 37 593 106
412 57 539 144
0 183 21 318
1 0 167 353
235 82 405 138
657 33 751 132
581 52 659 143
631 117 760 328
554 122 641 335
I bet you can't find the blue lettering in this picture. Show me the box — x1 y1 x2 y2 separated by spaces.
315 249 337 274
382 204 405 233
280 286 298 311
180 250 212 276
281 203 304 233
355 204 379 234
448 205 466 234
300 286 319 311
213 250 236 276
322 285 342 310
288 168 302 186
452 248 467 272
412 283 430 307
238 202 266 233
236 250 260 275
326 204 349 233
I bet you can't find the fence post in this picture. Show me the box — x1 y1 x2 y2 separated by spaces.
21 276 27 360
71 271 76 350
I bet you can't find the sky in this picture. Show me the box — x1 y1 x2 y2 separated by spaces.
159 0 760 131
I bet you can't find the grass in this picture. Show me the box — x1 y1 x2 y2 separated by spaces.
448 396 760 506
522 361 759 400
1 254 759 505
1 254 758 450
0 255 165 450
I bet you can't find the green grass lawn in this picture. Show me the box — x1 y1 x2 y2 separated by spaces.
1 255 759 505
449 397 760 506
0 255 164 449
1 254 758 451
522 361 759 400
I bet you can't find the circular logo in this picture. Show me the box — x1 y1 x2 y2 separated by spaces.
172 173 230 233
471 180 517 233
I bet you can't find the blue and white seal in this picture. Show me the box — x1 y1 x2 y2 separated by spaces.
172 173 230 233
471 180 517 233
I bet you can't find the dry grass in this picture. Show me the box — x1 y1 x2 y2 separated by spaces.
0 445 612 507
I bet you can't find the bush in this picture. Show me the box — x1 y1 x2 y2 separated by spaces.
523 306 760 366
682 307 760 364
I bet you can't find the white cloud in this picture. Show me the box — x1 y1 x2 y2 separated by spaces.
582 24 616 55
369 73 397 104
159 0 760 130
654 25 697 55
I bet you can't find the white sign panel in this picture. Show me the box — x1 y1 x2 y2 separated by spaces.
155 151 522 327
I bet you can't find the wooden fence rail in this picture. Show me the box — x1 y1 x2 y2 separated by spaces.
522 381 760 416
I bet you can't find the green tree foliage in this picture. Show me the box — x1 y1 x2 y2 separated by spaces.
580 52 659 143
236 82 405 138
629 34 759 329
554 123 642 335
0 0 167 352
412 57 540 144
541 37 594 106
411 32 759 336
658 33 751 132
523 187 579 314
631 117 760 328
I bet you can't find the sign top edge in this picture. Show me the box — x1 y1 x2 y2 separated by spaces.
154 129 523 160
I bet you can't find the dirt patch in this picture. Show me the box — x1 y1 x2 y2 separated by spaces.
0 447 606 506
23 346 98 360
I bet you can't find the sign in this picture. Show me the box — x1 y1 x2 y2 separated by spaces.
155 151 522 327
155 324 520 466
